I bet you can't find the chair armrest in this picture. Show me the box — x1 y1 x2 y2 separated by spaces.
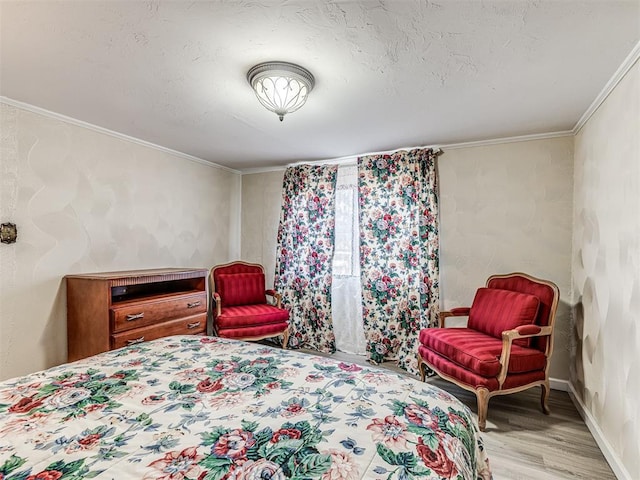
212 292 222 316
502 325 552 341
496 325 553 386
439 307 470 327
265 289 282 308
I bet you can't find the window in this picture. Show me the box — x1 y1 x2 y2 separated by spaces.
333 165 360 277
331 164 366 354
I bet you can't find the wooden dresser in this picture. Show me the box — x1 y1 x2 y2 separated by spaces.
66 268 208 361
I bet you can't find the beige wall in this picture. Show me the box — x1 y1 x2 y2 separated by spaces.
0 103 241 380
241 170 285 288
572 60 639 479
240 137 575 381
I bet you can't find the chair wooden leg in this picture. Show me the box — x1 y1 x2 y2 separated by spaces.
541 380 551 415
476 388 490 431
281 328 290 350
417 355 426 382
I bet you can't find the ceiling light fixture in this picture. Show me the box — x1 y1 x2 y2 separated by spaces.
247 61 315 122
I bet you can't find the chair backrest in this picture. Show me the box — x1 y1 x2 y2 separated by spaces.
210 261 267 307
467 288 541 344
485 273 560 352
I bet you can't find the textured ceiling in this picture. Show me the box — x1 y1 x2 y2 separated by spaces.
1 1 639 170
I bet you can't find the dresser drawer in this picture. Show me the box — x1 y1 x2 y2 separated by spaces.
110 313 207 349
110 291 206 333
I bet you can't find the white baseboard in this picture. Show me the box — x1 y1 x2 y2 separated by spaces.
568 383 631 480
549 377 569 391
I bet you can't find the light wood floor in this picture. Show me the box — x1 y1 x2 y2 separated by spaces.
301 349 615 480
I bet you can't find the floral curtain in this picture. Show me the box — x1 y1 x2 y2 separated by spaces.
274 164 338 352
358 148 440 374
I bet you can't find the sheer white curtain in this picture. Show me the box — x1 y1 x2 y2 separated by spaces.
331 164 366 354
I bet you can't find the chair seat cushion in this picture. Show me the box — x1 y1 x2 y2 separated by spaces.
468 288 540 345
418 327 546 377
217 304 289 329
418 346 546 392
217 322 288 340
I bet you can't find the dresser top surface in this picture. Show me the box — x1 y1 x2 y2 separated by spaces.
65 268 208 281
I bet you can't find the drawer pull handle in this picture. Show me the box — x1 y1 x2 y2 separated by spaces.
187 301 201 309
126 336 145 345
187 321 201 330
126 312 145 321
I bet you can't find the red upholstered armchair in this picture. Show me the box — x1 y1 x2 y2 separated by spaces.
210 261 289 347
417 272 559 431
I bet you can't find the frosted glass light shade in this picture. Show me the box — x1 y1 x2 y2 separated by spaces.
247 62 315 121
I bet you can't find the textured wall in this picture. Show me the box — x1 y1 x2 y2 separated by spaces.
0 103 241 381
241 171 285 288
241 137 574 380
572 60 640 479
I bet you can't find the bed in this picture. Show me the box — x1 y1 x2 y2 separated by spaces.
0 336 492 479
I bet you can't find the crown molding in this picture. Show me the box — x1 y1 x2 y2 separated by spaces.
0 96 241 175
573 40 640 134
241 165 289 175
239 130 574 174
438 130 574 151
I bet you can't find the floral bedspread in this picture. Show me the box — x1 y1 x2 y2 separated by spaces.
0 336 491 480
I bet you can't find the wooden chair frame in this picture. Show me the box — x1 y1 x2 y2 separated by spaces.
417 272 559 431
